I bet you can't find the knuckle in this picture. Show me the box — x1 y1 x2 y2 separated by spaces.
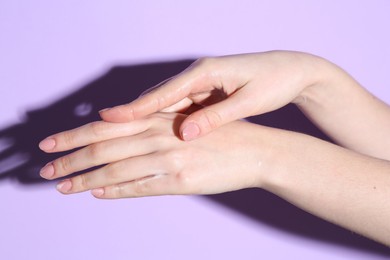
174 171 193 193
201 109 223 131
62 130 76 148
144 128 175 149
89 121 106 137
115 184 126 198
105 163 123 181
78 174 89 190
163 150 185 172
57 155 72 174
87 143 104 162
116 183 134 198
132 180 150 196
162 148 196 194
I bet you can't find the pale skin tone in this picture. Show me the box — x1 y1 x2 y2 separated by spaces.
39 51 390 246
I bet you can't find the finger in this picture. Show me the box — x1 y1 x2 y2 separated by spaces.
140 80 195 112
40 134 159 180
160 97 193 113
91 173 174 199
139 76 174 97
99 69 199 122
38 120 149 153
55 153 166 194
180 90 253 141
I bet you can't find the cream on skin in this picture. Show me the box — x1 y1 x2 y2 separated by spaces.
39 51 390 246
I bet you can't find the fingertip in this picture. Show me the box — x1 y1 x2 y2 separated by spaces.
98 107 111 114
39 162 55 179
98 108 111 121
91 188 105 198
56 179 72 194
99 105 132 123
38 138 56 152
98 107 114 121
181 122 201 141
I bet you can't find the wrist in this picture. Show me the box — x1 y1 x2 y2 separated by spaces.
256 129 303 190
291 52 337 107
243 123 306 190
292 52 363 113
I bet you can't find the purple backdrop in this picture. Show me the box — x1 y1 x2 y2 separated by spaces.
1 1 389 259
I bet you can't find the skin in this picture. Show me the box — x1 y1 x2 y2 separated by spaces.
39 51 390 246
99 51 390 159
39 113 270 196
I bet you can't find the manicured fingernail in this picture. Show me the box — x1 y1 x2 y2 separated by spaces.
39 138 56 151
56 179 72 193
40 163 55 179
181 123 200 141
99 107 111 113
91 188 105 197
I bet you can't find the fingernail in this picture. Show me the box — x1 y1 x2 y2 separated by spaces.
40 163 55 179
39 138 56 151
91 188 105 197
181 123 200 141
56 179 72 193
99 107 111 113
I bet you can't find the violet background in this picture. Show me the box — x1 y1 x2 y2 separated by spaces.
1 1 390 259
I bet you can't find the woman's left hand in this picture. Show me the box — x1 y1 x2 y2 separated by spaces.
38 113 273 199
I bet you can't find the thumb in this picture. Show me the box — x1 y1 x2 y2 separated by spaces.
100 72 196 123
180 91 251 141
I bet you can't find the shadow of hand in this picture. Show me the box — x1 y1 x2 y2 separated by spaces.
0 58 388 256
0 60 195 183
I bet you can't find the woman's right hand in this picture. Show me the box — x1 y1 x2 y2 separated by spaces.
100 51 324 141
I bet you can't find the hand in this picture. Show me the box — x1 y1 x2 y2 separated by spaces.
38 113 271 199
99 51 322 140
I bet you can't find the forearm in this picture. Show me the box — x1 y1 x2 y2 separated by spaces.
258 127 390 246
294 54 390 160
